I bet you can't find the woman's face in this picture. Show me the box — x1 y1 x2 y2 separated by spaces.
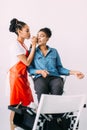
18 25 31 39
37 31 49 46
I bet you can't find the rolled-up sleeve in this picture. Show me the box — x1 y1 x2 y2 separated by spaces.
55 49 70 75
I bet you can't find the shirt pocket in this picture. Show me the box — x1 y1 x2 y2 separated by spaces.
47 56 57 68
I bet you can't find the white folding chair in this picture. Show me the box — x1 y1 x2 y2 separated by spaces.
32 94 86 130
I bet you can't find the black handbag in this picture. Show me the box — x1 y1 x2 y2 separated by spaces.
8 104 36 130
8 104 47 130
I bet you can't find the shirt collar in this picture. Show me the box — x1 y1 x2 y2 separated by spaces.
36 45 51 52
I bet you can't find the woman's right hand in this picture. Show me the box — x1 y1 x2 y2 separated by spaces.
31 36 38 47
41 70 49 78
36 70 49 78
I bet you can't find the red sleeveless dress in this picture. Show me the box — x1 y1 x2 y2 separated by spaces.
9 46 34 106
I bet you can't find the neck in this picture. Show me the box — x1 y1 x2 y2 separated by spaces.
39 45 47 51
17 37 24 44
39 45 48 56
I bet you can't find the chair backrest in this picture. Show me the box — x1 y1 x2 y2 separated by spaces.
32 94 86 130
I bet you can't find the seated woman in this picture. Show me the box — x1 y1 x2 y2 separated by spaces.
28 27 84 102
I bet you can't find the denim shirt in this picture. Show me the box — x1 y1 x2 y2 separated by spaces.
28 46 70 79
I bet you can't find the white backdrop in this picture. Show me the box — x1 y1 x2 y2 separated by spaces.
0 0 87 129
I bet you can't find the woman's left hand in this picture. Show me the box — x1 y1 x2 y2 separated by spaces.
70 70 85 79
75 71 85 79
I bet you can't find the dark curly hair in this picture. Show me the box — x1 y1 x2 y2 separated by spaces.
9 18 26 35
38 27 52 38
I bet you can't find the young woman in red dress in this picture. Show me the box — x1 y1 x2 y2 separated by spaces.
9 18 37 130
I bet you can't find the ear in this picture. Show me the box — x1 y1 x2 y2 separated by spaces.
17 29 22 35
47 37 49 41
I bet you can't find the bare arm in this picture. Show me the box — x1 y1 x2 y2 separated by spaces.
18 36 37 66
69 70 84 79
